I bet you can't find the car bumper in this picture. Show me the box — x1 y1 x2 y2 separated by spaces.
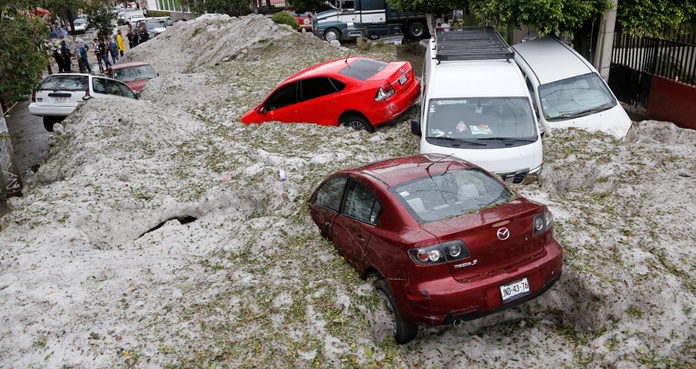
397 241 563 326
364 82 421 126
27 104 76 117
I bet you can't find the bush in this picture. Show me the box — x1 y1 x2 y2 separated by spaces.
271 11 299 30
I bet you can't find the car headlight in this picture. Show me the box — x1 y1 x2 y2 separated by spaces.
533 211 553 236
409 240 470 265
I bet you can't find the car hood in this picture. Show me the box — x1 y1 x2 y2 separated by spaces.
545 104 633 140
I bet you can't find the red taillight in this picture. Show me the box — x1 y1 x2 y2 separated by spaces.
375 82 395 101
31 91 36 102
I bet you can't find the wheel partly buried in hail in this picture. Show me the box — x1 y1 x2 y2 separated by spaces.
341 115 374 132
375 277 418 344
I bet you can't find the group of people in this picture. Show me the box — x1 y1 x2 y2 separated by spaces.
126 25 149 49
53 29 128 74
51 40 73 73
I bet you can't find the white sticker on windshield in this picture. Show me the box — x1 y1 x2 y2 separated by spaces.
399 191 410 197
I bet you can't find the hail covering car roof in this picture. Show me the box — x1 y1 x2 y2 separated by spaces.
357 155 477 187
512 38 593 84
427 61 529 99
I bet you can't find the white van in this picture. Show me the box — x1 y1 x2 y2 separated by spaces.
412 28 546 184
512 37 632 139
125 11 146 26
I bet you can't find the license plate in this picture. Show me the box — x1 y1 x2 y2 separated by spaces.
399 74 407 85
500 277 530 303
53 97 68 103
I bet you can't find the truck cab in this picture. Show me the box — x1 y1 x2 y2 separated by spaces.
312 0 427 42
412 28 547 184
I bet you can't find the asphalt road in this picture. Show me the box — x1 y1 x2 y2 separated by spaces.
0 101 51 216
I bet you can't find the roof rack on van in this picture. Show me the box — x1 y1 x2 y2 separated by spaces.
433 26 514 63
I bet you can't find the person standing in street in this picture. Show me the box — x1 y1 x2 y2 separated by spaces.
138 25 149 44
99 38 112 69
60 40 72 72
78 42 91 73
108 38 119 63
52 45 66 73
116 30 126 57
92 38 103 70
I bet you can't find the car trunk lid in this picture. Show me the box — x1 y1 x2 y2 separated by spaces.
368 61 417 98
418 199 546 281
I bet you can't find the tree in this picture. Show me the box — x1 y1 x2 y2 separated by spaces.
617 0 696 36
0 6 49 111
181 0 252 17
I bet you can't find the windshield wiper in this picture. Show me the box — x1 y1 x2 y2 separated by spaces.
427 136 487 146
477 137 536 143
553 103 614 120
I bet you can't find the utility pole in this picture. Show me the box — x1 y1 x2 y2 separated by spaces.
594 0 618 80
0 105 23 198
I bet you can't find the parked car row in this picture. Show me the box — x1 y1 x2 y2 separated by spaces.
247 28 631 344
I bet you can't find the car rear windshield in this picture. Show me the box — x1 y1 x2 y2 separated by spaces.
392 168 515 222
112 65 157 82
39 75 89 92
339 58 388 81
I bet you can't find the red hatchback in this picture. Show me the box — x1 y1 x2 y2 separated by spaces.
308 154 563 343
106 61 158 93
240 56 420 132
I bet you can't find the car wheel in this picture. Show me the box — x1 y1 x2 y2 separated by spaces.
324 28 340 42
341 115 374 133
375 278 418 344
43 116 61 132
408 22 426 39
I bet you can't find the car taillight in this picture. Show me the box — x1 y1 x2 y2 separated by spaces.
31 91 36 102
533 211 553 236
409 240 470 266
375 82 395 101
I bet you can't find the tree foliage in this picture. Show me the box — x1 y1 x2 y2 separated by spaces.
617 0 696 36
0 8 49 109
271 11 299 29
181 0 252 17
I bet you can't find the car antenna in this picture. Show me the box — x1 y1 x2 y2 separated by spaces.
424 153 453 179
345 52 350 64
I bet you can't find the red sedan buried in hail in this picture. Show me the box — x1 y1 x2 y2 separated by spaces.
106 61 158 93
308 154 563 343
240 56 420 132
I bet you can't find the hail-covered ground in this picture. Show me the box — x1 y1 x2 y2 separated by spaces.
1 14 695 368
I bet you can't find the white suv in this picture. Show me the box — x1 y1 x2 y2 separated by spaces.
29 73 139 132
512 37 632 139
412 27 546 184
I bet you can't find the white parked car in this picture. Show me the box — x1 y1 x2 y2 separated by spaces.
28 73 139 132
412 28 546 184
72 18 88 33
512 37 632 139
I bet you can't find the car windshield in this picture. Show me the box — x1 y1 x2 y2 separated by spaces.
112 65 157 82
339 58 388 81
538 72 617 121
145 20 166 29
39 75 89 91
425 97 537 141
392 167 515 222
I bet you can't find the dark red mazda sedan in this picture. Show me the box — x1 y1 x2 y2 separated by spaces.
308 154 563 343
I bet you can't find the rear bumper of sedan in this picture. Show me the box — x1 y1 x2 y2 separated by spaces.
397 241 563 327
365 80 421 126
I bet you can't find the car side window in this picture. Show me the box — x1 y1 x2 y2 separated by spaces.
300 77 345 101
105 80 124 96
525 76 539 118
266 82 298 111
116 81 136 99
92 78 107 94
312 176 348 212
343 179 382 225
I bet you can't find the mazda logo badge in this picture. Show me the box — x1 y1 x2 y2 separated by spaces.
497 227 510 240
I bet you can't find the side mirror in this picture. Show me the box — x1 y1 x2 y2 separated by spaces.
410 119 421 136
258 106 267 114
135 92 141 100
82 95 93 101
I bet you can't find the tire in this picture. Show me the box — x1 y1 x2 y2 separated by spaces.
375 278 418 344
407 22 426 39
43 116 61 132
340 115 374 133
324 28 341 42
